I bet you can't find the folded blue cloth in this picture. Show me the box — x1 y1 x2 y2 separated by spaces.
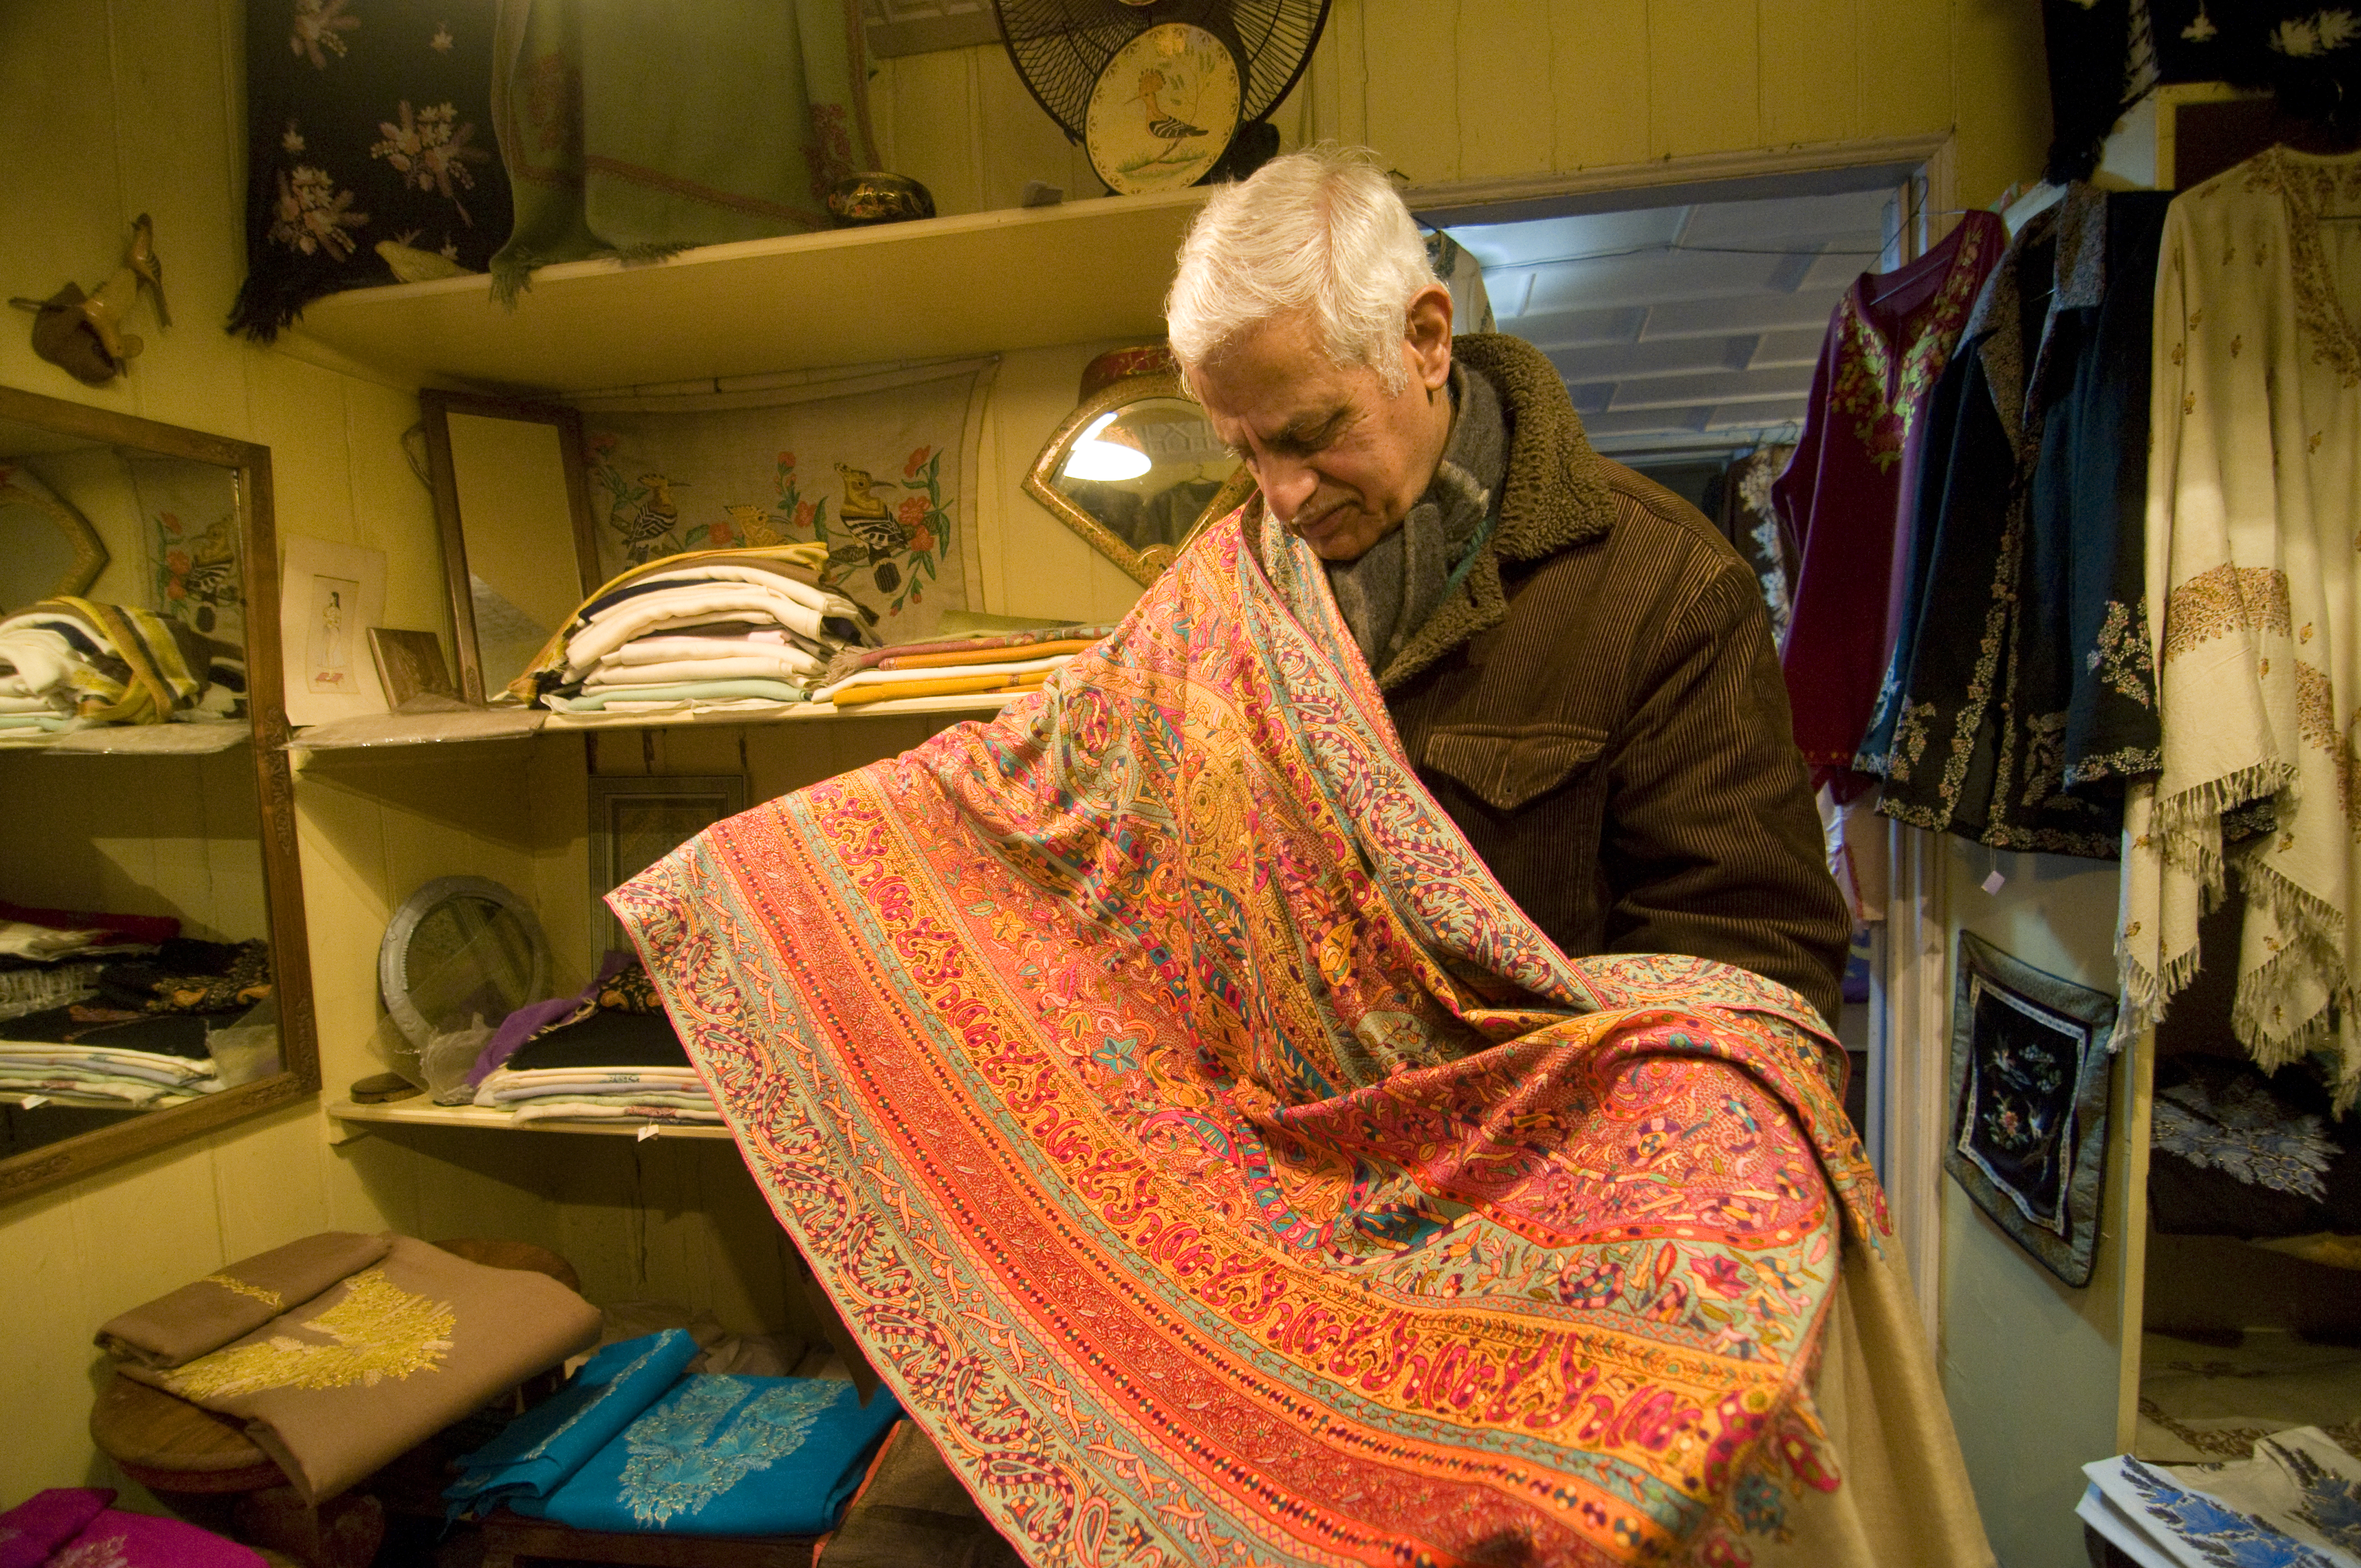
511 1374 900 1536
445 1329 701 1517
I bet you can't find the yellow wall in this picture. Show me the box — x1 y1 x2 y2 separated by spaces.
0 0 2052 1506
875 0 2048 214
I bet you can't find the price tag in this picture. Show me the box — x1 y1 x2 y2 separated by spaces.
1981 868 2007 895
636 1124 660 1142
20 1095 49 1109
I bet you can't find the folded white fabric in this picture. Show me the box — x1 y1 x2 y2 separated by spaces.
597 634 828 677
0 921 117 960
585 655 822 688
564 584 861 677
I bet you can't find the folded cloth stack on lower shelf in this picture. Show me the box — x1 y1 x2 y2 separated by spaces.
810 620 1117 709
510 544 871 719
466 957 718 1125
98 1231 601 1504
0 596 244 741
0 933 271 1106
445 1328 902 1536
2080 1425 2361 1568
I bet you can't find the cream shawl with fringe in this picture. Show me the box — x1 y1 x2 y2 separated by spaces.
2120 148 2361 1104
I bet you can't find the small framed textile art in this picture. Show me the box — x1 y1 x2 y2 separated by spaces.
588 775 747 953
1946 931 2118 1287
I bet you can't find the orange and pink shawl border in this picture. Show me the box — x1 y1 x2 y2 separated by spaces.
612 515 1890 1566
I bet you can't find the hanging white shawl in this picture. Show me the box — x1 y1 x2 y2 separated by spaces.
2120 147 2361 1105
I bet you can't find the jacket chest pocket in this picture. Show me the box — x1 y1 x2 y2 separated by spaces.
1418 724 1607 813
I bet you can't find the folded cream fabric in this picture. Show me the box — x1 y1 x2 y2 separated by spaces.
96 1231 392 1369
584 653 822 688
120 1234 601 1503
564 584 858 676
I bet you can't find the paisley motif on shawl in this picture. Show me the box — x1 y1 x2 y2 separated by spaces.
614 513 1885 1567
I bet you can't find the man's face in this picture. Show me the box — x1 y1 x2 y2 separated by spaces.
1188 291 1454 562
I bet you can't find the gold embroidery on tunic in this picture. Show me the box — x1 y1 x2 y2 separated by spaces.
1887 701 1936 783
2246 150 2361 387
164 1269 455 1400
2088 599 2157 705
2163 565 2293 661
202 1272 283 1310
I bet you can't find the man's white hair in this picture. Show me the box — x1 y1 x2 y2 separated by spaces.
1166 144 1440 396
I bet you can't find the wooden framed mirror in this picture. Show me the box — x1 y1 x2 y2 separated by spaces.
0 384 318 1202
1024 360 1255 588
418 390 601 704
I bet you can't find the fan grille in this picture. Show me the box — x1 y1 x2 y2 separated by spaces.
992 0 1329 145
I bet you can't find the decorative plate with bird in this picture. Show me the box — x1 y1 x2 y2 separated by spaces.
1084 22 1241 196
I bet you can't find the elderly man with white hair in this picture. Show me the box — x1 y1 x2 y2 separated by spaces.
1167 145 1850 1026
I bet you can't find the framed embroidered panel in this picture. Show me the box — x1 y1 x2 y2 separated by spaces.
1945 930 2118 1286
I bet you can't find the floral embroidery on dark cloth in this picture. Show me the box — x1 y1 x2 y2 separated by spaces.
2154 1073 2335 1202
595 962 662 1016
231 0 511 339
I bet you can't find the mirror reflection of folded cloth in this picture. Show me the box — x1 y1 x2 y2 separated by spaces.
117 1235 601 1503
96 1230 391 1369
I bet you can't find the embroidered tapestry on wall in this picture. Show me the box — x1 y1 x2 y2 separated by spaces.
1946 930 2117 1287
126 457 244 648
572 359 994 647
230 0 511 338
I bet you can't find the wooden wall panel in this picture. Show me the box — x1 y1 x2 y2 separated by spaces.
1549 0 1653 173
1861 0 1956 144
1648 0 1763 159
1761 0 1862 148
1456 4 1557 180
1359 0 1462 184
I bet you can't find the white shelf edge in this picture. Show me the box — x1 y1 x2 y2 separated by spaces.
327 1098 733 1140
287 692 1014 753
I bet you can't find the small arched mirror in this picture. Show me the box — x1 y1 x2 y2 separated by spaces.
0 461 106 610
1024 348 1255 588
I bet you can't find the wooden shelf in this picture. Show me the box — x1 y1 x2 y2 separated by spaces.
278 188 1210 394
327 1098 733 1140
287 692 1017 753
0 723 249 756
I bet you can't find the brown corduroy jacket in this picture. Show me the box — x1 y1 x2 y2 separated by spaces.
1365 333 1850 1021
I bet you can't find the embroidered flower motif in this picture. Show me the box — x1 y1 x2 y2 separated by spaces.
2153 1074 2334 1201
282 122 306 154
2087 599 2158 706
268 166 368 260
619 1378 839 1526
370 101 489 226
51 1534 128 1568
2183 4 2218 41
291 0 358 68
1693 1255 1749 1299
431 22 455 51
163 1269 456 1399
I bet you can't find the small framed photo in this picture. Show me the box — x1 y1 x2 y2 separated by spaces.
367 628 457 709
588 774 747 955
278 536 388 725
1945 931 2118 1287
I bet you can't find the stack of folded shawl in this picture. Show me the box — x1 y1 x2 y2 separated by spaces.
445 1328 902 1537
463 956 716 1125
811 621 1116 709
0 931 269 1107
0 596 243 740
508 545 870 718
0 1487 266 1567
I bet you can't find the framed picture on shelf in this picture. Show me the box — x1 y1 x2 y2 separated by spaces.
277 536 387 726
588 774 748 954
366 628 457 710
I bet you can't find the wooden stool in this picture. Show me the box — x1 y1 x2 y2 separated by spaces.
481 1511 818 1568
88 1237 580 1568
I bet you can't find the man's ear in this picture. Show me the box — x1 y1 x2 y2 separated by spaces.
1405 283 1454 392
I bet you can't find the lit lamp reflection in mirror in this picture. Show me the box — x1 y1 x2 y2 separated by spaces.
1025 348 1256 588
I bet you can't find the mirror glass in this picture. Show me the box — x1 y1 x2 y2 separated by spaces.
422 392 600 704
0 387 317 1199
1025 372 1255 588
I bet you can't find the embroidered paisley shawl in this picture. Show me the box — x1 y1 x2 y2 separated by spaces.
2119 148 2361 1104
614 514 1909 1566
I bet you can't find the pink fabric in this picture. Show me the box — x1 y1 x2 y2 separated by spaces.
55 1509 263 1568
0 1491 111 1568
